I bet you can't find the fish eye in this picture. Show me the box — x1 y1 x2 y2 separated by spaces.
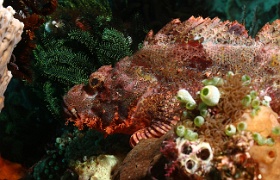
89 77 102 90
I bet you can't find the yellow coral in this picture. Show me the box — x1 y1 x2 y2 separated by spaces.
70 154 121 180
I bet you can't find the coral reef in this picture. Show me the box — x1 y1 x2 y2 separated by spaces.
64 16 280 147
0 0 24 112
159 73 280 179
2 1 280 179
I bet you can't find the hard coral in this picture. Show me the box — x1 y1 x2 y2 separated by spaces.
63 16 280 147
0 1 24 111
70 154 122 180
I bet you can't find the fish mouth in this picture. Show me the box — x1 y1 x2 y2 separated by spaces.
62 99 78 120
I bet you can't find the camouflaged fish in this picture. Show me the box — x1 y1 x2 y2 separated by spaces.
63 16 280 147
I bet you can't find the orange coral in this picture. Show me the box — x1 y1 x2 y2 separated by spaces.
63 17 280 147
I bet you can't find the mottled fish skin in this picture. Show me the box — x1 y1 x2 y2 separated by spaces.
63 16 280 146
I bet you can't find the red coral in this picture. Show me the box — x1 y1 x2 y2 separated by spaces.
63 16 280 147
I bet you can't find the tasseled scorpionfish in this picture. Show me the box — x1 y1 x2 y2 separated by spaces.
63 16 280 147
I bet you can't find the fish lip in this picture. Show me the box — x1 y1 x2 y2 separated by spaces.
62 100 77 119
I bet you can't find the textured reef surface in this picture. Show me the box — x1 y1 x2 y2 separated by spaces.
64 16 280 148
2 0 280 179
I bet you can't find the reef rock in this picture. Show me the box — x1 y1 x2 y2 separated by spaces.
63 16 280 147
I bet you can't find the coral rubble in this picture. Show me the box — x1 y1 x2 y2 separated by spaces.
63 16 280 148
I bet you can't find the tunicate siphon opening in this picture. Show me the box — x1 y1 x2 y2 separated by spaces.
89 77 101 89
268 150 275 158
182 144 192 154
186 159 195 170
197 148 211 160
202 88 209 96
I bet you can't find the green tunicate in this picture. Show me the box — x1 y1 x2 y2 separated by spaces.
181 110 188 120
48 160 54 166
176 125 186 137
249 90 257 100
176 89 197 110
55 137 62 144
225 124 236 136
265 138 275 146
44 169 49 174
198 103 208 117
252 132 265 145
272 126 280 135
202 77 224 86
194 116 205 127
242 95 251 107
184 129 198 141
200 109 208 118
251 106 260 116
227 71 234 77
251 99 260 108
241 75 251 85
198 102 208 111
200 85 220 106
237 121 247 132
59 143 65 150
54 166 59 171
186 102 197 110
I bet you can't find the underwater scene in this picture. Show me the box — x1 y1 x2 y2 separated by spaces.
1 0 280 179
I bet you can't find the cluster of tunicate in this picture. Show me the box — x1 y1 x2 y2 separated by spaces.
175 137 213 175
31 130 74 179
32 149 67 179
168 72 280 179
